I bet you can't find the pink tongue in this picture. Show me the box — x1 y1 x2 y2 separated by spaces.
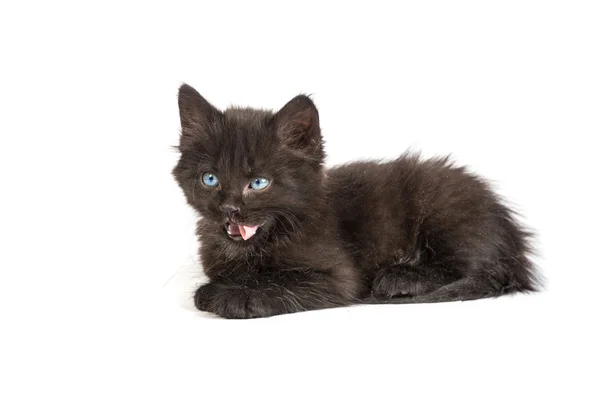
239 225 259 241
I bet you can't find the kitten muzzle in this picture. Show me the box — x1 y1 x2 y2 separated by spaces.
226 222 260 241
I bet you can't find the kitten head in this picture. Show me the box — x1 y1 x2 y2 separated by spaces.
173 84 325 245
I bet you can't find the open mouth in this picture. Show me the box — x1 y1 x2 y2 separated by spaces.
225 222 261 241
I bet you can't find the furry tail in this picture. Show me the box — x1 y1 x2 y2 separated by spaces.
361 276 537 305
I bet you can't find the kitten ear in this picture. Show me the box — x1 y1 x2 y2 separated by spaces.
274 95 322 157
177 84 221 141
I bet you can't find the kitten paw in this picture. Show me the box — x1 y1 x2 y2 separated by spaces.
372 267 426 298
194 283 220 311
194 283 280 319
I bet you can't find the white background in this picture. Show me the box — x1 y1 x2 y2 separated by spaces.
1 1 599 399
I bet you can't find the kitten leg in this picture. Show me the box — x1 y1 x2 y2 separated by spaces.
194 281 262 319
194 270 358 319
194 282 220 312
371 265 460 299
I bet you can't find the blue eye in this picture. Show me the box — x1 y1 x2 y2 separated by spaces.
249 177 270 191
202 173 219 187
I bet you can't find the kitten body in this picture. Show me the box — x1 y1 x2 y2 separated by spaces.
173 84 539 318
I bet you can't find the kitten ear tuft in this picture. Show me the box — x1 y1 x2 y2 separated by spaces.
274 95 322 157
177 84 221 136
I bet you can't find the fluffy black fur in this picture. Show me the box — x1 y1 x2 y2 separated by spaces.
173 84 540 319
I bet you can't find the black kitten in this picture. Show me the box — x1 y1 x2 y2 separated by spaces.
173 84 540 319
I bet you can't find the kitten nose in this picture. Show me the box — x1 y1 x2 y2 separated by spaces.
219 204 240 216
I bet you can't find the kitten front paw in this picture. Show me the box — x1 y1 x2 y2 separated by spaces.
214 288 280 319
194 283 278 319
212 286 253 319
194 283 251 318
194 283 220 311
